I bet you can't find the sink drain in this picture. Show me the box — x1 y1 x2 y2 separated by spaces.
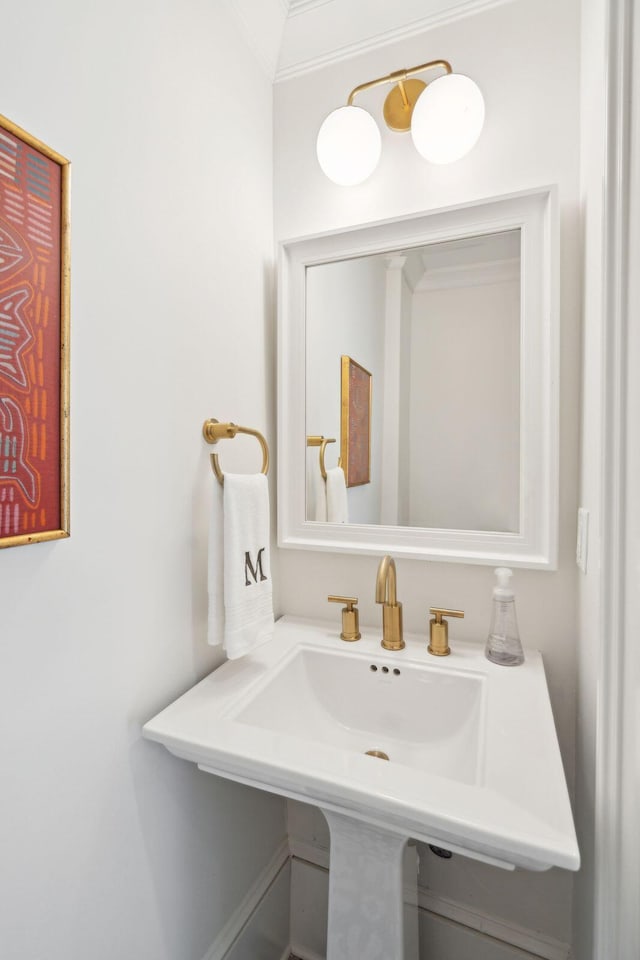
365 750 390 761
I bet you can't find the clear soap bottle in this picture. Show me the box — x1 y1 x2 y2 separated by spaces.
485 567 524 666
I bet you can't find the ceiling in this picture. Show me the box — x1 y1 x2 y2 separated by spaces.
227 0 512 81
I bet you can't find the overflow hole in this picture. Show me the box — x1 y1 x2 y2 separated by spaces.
429 845 453 859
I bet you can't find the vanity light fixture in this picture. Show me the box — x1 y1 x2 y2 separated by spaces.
316 59 485 185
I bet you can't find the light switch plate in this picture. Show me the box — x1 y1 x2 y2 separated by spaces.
576 508 589 573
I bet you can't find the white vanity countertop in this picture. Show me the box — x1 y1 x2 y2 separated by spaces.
143 615 580 873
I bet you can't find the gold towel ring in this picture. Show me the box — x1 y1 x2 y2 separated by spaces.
202 419 269 485
306 435 341 480
319 438 338 480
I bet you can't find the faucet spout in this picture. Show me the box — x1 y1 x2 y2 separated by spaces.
375 554 397 606
375 555 404 651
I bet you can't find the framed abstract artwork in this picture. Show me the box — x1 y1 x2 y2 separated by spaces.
340 355 371 487
0 114 70 548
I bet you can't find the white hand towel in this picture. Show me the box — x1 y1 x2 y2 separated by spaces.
306 447 327 522
208 473 274 659
208 477 225 645
326 466 348 523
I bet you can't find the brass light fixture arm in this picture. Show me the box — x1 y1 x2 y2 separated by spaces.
202 418 269 485
346 59 452 106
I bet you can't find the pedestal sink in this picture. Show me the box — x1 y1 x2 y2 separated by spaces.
143 616 579 959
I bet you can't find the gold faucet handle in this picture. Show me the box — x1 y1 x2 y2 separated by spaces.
428 607 464 656
328 595 358 608
430 607 465 621
328 596 361 642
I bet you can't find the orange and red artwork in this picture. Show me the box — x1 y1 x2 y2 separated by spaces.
340 355 371 488
0 115 69 548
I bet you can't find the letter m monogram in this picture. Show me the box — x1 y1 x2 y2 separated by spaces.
244 548 268 586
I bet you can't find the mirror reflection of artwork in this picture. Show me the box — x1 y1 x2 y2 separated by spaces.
341 356 371 487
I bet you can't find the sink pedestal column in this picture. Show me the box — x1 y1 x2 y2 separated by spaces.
322 810 418 960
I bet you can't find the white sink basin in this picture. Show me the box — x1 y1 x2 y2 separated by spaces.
231 646 484 785
143 616 579 873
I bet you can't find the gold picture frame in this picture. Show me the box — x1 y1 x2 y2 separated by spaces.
0 114 70 548
340 355 371 487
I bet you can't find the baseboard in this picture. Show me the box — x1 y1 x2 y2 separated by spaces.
417 887 570 960
289 950 324 960
202 838 291 960
288 846 571 960
290 837 329 870
198 835 571 960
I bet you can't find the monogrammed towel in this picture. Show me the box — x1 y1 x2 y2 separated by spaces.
208 472 274 659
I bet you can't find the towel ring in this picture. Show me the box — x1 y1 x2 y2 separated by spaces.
202 419 269 485
319 438 342 480
306 435 341 480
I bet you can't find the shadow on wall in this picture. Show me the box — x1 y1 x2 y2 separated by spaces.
190 447 219 671
130 737 285 960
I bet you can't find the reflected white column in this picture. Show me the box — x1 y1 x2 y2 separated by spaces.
380 256 407 526
322 810 418 960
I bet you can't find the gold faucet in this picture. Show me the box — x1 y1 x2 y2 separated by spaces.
375 555 404 650
428 607 465 656
327 595 361 641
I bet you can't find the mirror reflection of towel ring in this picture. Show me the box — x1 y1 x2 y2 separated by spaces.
319 438 342 480
202 419 269 485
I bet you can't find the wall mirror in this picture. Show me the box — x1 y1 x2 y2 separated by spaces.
277 188 558 567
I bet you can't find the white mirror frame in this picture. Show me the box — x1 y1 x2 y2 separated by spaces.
277 187 559 569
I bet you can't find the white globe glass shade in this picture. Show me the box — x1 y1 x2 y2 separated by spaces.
316 105 382 186
411 73 485 164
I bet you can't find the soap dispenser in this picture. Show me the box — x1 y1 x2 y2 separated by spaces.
485 568 524 666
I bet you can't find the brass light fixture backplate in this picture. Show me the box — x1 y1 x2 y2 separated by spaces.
383 78 427 131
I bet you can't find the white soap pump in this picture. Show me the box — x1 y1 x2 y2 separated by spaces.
485 567 524 666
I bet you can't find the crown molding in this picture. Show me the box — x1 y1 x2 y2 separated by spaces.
414 256 520 292
286 0 335 16
275 0 514 81
224 0 287 79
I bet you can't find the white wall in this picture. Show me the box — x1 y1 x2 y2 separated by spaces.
275 0 581 951
0 2 286 958
409 278 520 531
